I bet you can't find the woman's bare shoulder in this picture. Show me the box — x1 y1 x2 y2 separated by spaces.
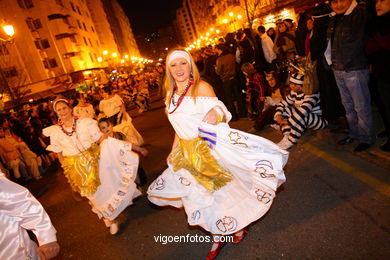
197 81 216 97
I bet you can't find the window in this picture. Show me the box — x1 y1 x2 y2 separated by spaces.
70 2 75 12
43 59 49 69
89 53 94 62
49 58 58 68
32 19 42 29
34 40 42 49
34 39 50 49
41 39 50 49
76 6 81 15
82 22 87 31
91 26 95 32
17 0 34 8
83 36 88 45
0 45 9 56
96 40 99 46
77 20 82 29
55 0 63 6
70 35 77 43
26 18 34 31
88 38 92 46
4 67 18 78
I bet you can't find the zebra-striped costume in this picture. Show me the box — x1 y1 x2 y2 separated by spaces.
274 91 327 144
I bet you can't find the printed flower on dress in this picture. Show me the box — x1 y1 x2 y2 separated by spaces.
228 131 248 148
216 216 238 233
191 210 201 222
149 178 165 191
255 189 272 204
254 167 276 178
179 177 191 186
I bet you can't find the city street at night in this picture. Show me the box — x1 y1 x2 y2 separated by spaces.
1 0 390 259
27 100 390 260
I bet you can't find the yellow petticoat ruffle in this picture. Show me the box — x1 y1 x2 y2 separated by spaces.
171 137 233 193
61 145 101 197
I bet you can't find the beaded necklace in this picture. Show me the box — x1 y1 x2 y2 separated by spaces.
59 117 78 136
168 76 194 114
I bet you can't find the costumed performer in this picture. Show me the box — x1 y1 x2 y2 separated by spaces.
99 88 144 146
147 49 289 259
0 171 60 260
43 98 142 235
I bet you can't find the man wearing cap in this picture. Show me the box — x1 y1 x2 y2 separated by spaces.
274 72 328 149
325 0 374 152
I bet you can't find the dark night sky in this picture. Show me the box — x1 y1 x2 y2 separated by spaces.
118 0 183 36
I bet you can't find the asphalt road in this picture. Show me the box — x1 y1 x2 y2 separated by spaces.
27 100 390 260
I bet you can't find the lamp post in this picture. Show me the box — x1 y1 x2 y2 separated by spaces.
0 24 16 104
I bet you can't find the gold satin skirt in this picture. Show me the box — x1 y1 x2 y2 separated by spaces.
61 145 101 197
171 137 232 193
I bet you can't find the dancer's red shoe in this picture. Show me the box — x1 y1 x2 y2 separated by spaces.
232 228 249 244
206 241 226 260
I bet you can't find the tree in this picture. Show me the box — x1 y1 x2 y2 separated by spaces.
242 0 271 29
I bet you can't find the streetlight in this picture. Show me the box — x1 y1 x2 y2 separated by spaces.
103 50 108 55
223 19 228 24
112 52 117 58
237 14 242 20
97 57 103 62
0 24 16 103
2 25 14 37
229 12 234 17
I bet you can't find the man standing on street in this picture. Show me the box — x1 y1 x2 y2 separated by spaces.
325 0 375 152
257 25 277 72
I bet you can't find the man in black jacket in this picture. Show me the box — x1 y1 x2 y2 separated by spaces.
325 0 374 152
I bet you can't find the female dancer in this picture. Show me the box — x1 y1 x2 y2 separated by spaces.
73 93 95 119
99 88 144 146
43 98 141 235
147 49 288 259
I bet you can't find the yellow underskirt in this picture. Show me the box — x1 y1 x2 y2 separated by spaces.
61 145 101 197
171 137 232 193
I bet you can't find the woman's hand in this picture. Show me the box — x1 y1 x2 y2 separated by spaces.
202 107 221 125
37 241 60 260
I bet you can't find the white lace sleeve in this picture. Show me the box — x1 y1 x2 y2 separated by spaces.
202 98 232 123
42 126 62 153
84 118 102 143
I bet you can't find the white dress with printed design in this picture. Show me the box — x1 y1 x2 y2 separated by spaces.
43 118 141 221
147 95 288 235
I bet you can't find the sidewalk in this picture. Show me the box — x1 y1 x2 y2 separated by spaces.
230 116 390 171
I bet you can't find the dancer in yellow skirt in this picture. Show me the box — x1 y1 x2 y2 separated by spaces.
147 49 288 259
43 98 142 235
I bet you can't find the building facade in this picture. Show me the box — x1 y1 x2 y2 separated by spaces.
0 0 139 100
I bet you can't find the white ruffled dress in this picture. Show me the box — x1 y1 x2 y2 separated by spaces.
43 118 141 221
147 95 289 235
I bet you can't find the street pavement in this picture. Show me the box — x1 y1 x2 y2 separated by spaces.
25 99 390 260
